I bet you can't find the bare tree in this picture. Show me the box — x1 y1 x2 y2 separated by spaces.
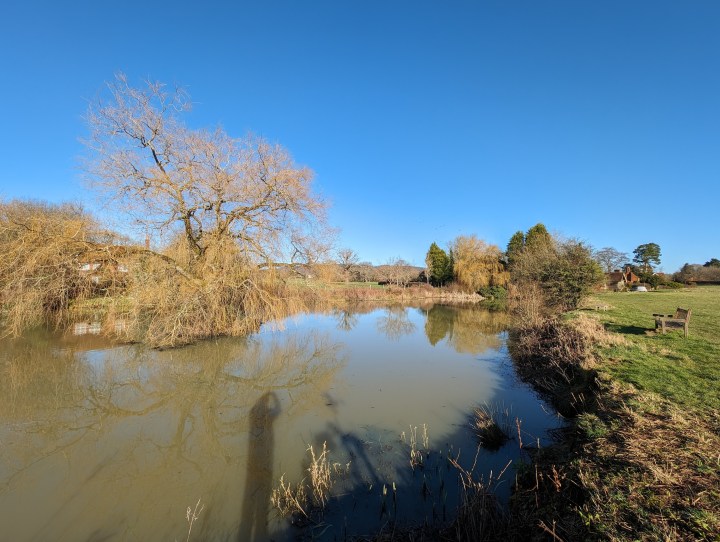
77 74 332 346
593 247 629 273
336 248 360 283
84 73 329 267
385 257 417 286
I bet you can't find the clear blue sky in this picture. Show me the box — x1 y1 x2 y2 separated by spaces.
2 1 719 272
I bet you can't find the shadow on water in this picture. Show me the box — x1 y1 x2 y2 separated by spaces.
239 392 281 541
299 415 529 541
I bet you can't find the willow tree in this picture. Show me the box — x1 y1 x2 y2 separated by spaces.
0 200 108 335
83 74 330 346
450 235 509 293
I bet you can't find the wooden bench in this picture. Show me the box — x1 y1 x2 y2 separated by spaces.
653 308 691 337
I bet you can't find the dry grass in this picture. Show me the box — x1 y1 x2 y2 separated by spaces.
271 441 349 520
448 457 510 542
472 404 511 451
179 498 204 542
509 316 598 417
401 424 430 470
271 474 308 518
574 381 720 541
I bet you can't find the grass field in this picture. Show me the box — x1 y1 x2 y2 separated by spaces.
564 285 720 540
591 285 720 412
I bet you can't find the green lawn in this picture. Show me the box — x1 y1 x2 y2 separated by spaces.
591 286 720 412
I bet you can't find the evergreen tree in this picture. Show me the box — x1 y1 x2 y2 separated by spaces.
425 242 452 286
525 223 553 253
632 243 661 273
506 231 525 267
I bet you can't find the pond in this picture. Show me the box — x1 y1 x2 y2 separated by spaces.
0 303 562 541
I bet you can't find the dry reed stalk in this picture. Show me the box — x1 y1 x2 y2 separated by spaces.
182 498 204 542
271 475 308 518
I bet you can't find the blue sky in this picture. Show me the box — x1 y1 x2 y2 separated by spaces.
1 1 718 272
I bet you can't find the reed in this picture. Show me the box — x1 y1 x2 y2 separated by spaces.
271 441 348 519
471 403 511 450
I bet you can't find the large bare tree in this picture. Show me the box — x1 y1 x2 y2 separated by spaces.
84 73 328 268
76 74 332 346
593 247 629 273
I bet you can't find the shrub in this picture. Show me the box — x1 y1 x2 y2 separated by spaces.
479 285 507 300
509 237 604 316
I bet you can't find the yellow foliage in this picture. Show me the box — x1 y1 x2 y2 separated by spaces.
450 235 509 292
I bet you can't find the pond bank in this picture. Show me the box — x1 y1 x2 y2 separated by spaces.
495 292 720 541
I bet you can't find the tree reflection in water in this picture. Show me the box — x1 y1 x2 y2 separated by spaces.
0 304 521 541
0 330 344 541
423 304 509 354
376 305 416 340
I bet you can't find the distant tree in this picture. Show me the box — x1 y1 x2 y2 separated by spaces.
505 231 525 268
336 248 360 282
354 261 375 282
632 243 661 273
386 257 417 286
450 235 509 293
638 271 661 289
704 258 720 268
425 242 452 286
593 247 629 273
674 262 720 283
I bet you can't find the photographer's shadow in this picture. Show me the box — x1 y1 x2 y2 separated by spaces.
238 392 280 541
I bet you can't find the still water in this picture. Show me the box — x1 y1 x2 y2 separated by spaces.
0 303 561 541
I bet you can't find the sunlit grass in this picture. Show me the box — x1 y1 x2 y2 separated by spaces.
590 286 720 412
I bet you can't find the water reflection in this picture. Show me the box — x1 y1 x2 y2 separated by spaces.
240 392 281 541
423 304 509 354
0 303 559 542
333 309 359 331
0 331 344 541
376 305 416 340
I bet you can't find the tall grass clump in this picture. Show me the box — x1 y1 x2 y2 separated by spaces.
271 441 348 521
448 457 509 541
472 404 511 450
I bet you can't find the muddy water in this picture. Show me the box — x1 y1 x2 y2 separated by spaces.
0 304 561 541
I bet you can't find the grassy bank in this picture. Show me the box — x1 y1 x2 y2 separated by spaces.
508 286 720 541
592 286 720 412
